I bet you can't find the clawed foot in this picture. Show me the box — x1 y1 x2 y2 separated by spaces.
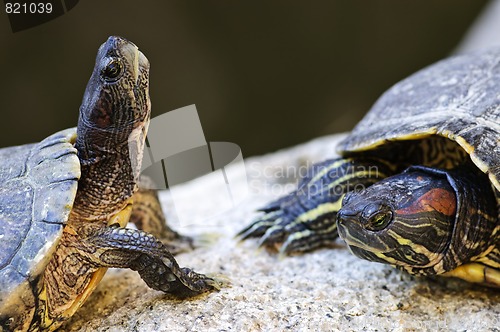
237 193 340 255
171 268 225 299
238 157 386 255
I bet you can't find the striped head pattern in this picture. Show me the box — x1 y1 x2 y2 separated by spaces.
336 167 458 273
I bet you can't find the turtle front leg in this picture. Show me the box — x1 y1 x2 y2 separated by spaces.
36 212 218 331
84 225 220 297
130 177 193 255
238 157 393 255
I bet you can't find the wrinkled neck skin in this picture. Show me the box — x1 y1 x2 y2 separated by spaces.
72 121 143 222
67 36 150 223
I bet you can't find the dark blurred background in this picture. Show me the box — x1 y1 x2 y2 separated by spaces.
0 1 489 157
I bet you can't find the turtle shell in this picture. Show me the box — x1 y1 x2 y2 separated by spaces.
0 128 80 316
338 47 500 193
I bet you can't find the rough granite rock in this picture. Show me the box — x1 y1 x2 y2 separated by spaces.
64 134 500 332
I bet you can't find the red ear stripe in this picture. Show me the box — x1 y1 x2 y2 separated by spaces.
396 188 457 217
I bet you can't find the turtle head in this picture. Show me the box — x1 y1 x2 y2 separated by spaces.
76 36 150 159
336 168 457 272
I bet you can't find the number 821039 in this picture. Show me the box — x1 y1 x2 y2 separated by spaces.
6 2 53 14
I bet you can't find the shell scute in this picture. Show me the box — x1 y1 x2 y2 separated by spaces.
340 47 500 192
0 128 80 306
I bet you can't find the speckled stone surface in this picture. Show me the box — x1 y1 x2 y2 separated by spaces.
63 134 500 332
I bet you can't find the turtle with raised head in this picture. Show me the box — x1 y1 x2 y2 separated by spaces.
0 36 219 332
240 47 500 287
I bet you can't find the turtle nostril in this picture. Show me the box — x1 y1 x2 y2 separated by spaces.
336 212 345 225
336 208 356 222
336 210 351 227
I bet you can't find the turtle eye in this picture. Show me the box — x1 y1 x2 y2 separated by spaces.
101 59 123 82
366 210 393 231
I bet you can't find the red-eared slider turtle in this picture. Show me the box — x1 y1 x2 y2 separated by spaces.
0 36 218 332
239 47 500 287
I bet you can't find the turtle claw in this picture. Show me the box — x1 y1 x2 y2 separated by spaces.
237 220 274 240
203 273 231 290
279 229 315 255
280 227 340 255
259 225 326 256
257 224 287 249
239 195 342 255
239 166 344 254
236 210 284 240
238 198 310 252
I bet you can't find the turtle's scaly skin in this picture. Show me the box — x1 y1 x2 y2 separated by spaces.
240 47 500 287
0 37 219 332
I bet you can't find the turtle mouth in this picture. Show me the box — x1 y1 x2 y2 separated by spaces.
337 221 377 252
114 37 148 84
339 218 442 268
